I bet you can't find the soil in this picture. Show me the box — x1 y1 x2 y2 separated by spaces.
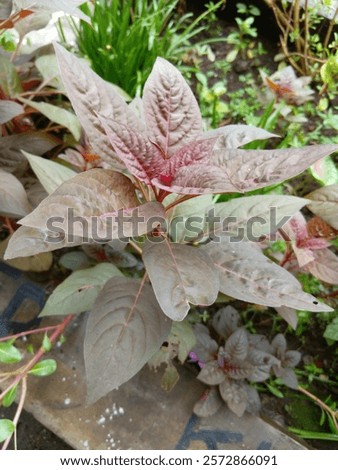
1 0 337 451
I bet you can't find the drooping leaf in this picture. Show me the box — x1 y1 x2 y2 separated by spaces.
54 43 142 170
143 57 203 158
219 378 248 417
193 387 224 418
197 360 225 386
23 151 77 195
154 144 338 194
0 100 24 124
29 359 57 377
0 236 53 272
84 277 171 403
306 185 338 230
4 225 83 259
204 239 333 312
0 55 23 97
0 343 23 364
40 263 123 317
207 195 308 240
142 240 219 321
0 419 15 443
0 169 31 218
303 248 338 285
0 132 60 174
20 98 81 140
19 169 137 242
274 306 298 329
212 306 240 340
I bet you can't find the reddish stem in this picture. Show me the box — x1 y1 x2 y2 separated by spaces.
0 315 74 403
0 324 61 343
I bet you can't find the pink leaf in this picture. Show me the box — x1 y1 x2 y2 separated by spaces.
98 115 164 184
304 248 338 285
153 144 338 195
143 57 203 158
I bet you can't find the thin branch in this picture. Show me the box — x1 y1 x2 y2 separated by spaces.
298 386 338 431
0 324 60 343
323 7 338 51
1 377 27 451
0 315 74 403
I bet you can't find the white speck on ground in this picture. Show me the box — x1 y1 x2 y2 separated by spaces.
64 397 71 406
97 415 106 426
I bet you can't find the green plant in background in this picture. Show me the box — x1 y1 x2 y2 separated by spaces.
225 3 264 62
69 0 224 96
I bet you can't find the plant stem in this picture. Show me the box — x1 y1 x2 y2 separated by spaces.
323 7 338 51
298 385 338 431
1 377 27 451
0 325 61 343
129 240 142 255
0 315 74 403
164 194 195 212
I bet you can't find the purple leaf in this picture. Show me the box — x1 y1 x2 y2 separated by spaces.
197 360 225 386
304 248 338 285
98 115 164 184
0 101 24 124
54 43 142 170
225 328 249 361
142 240 219 321
201 125 278 148
306 184 338 230
204 239 333 312
84 277 171 403
274 306 298 329
212 306 241 340
219 377 248 417
192 323 218 363
143 57 203 157
193 387 224 418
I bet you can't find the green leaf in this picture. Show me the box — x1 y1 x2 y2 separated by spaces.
310 156 338 186
0 419 15 443
35 54 63 90
170 320 196 363
324 318 338 342
0 343 23 364
40 263 123 317
0 55 23 97
266 383 284 398
20 98 82 141
23 151 77 195
161 365 179 392
42 334 52 352
2 385 18 408
29 359 57 377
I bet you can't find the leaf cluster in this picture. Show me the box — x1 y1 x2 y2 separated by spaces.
192 306 301 418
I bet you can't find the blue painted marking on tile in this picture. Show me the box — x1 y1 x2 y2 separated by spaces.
176 415 243 450
0 262 22 279
257 440 273 450
0 263 46 336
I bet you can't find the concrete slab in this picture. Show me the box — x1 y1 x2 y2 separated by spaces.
0 263 307 450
